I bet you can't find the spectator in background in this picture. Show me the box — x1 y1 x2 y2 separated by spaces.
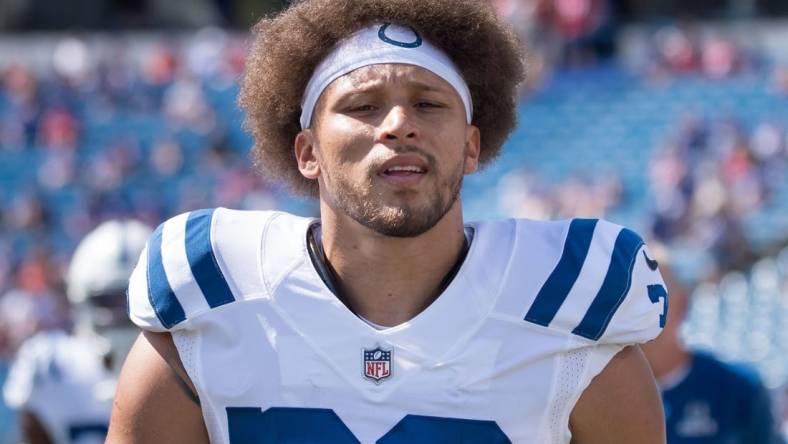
644 25 750 80
652 25 699 76
550 0 617 65
642 246 784 444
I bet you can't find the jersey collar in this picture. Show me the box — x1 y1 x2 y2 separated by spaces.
268 216 515 392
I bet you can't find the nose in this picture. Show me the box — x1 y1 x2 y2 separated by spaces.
375 105 416 142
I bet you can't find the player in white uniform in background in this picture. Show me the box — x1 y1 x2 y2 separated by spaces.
3 220 151 444
109 1 669 443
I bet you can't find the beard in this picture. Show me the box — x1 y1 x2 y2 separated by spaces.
324 145 465 238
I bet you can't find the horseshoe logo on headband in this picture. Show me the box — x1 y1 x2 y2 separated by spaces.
378 23 423 48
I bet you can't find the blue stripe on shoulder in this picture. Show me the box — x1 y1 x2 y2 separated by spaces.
185 209 236 308
146 224 187 329
572 228 644 341
524 218 598 327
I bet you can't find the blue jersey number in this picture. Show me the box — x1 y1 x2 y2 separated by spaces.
647 284 668 328
226 407 510 443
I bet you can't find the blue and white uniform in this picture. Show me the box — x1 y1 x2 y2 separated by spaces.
3 330 114 444
128 208 668 444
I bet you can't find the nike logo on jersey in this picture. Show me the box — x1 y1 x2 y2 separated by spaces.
643 250 659 271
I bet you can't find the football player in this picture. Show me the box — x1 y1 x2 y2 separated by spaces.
109 1 669 442
4 219 151 444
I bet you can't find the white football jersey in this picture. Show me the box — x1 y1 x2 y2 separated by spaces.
128 208 668 444
3 330 115 444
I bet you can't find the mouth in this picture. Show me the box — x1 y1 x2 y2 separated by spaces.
377 154 430 184
382 165 427 176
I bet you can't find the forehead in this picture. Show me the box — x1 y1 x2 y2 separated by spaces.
321 63 458 99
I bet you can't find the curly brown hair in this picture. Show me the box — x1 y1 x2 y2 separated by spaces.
238 0 525 197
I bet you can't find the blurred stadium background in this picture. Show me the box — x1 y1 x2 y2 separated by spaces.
0 0 786 442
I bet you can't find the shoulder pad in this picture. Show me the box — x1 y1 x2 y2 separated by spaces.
127 208 274 331
523 218 667 344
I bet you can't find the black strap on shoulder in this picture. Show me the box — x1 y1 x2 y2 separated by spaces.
306 223 342 296
306 223 471 302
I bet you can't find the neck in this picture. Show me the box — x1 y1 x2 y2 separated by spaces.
319 200 467 327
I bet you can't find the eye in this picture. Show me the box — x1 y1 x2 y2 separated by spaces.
349 104 376 112
415 102 442 109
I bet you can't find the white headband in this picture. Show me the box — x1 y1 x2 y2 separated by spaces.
299 23 473 129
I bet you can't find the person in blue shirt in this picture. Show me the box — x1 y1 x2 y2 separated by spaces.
642 248 784 444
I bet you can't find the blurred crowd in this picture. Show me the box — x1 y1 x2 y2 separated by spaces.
642 25 754 80
495 112 787 277
0 30 282 357
496 169 623 220
493 0 618 63
493 0 618 90
490 4 787 279
649 115 787 272
493 0 788 96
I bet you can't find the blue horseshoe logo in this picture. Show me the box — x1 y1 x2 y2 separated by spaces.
378 23 423 48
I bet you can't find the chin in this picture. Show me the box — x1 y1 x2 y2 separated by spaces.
331 174 460 238
360 203 447 238
366 220 435 238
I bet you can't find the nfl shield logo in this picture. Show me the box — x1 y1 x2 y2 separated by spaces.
363 346 392 383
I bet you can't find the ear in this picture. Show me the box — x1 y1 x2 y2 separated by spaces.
294 129 321 180
463 125 481 174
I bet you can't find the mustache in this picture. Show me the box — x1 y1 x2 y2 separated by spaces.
374 144 437 169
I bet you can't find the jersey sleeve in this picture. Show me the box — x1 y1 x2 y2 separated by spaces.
127 209 238 332
3 341 38 409
593 241 667 345
3 333 56 411
521 219 667 345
